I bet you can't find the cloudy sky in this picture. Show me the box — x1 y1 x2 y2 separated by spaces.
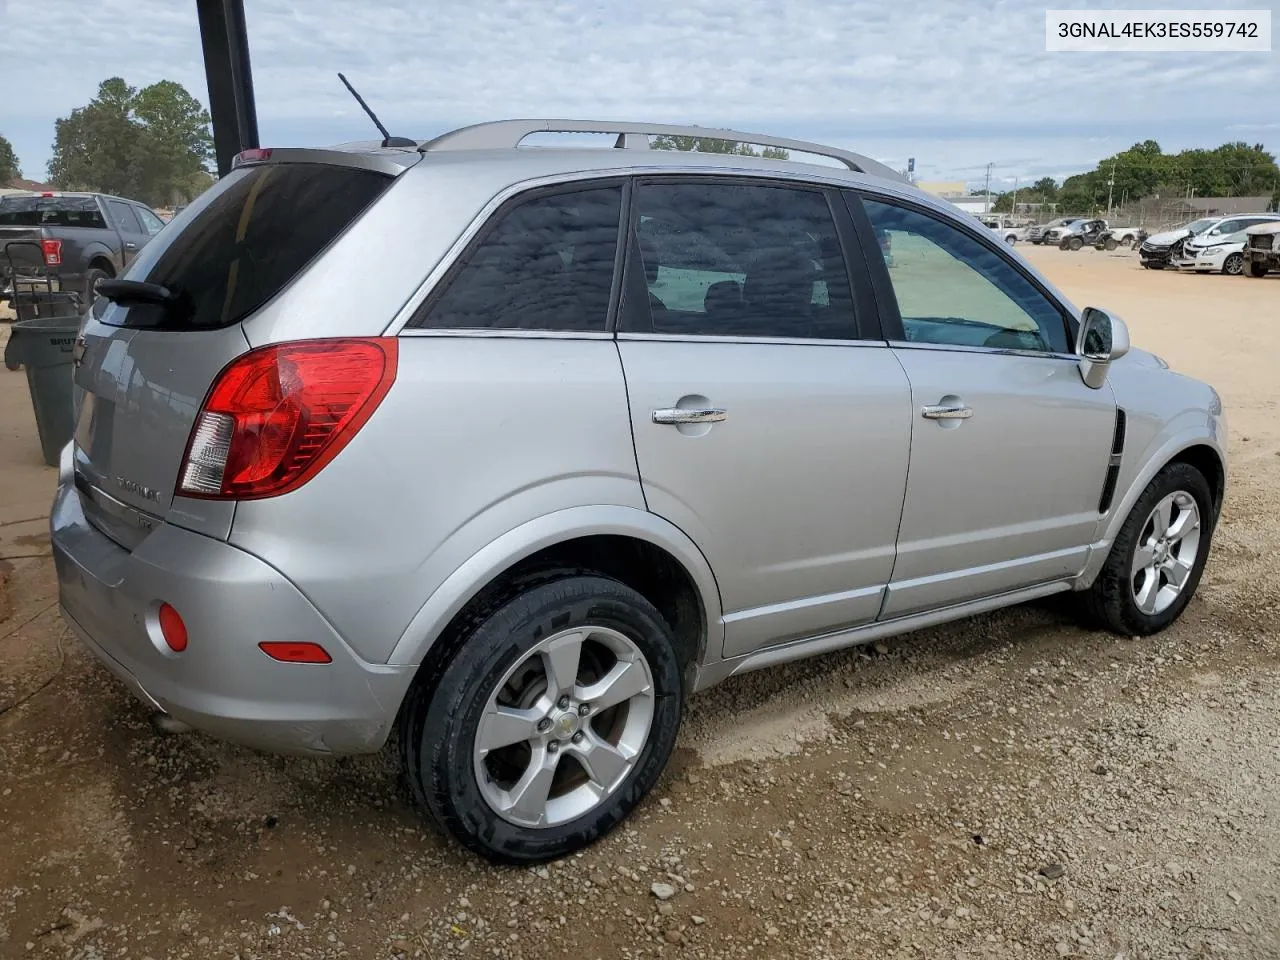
2 0 1276 190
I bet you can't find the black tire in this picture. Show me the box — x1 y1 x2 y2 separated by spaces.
1222 253 1244 276
400 574 683 863
1076 462 1214 636
1104 237 1118 251
1246 261 1269 278
1004 234 1017 246
1121 235 1134 248
83 266 111 306
1068 236 1084 251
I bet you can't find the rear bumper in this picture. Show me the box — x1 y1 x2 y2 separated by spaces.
50 473 415 755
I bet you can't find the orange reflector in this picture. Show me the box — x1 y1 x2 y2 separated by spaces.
259 641 332 664
158 603 188 652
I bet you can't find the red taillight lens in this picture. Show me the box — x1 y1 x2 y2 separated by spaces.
41 239 62 266
177 338 398 500
259 641 332 664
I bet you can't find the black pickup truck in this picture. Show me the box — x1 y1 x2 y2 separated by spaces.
0 192 167 310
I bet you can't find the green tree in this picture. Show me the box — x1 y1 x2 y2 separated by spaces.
0 134 21 184
1032 177 1059 197
651 134 788 160
48 77 213 206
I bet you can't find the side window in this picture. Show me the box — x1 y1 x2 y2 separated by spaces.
412 185 622 332
1211 220 1240 236
623 181 856 339
108 200 142 234
136 207 166 236
861 197 1070 354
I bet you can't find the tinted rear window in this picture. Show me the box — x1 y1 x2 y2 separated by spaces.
0 196 107 228
99 162 391 330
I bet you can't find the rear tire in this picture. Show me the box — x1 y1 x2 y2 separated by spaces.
83 266 111 308
1076 462 1214 636
400 575 683 863
1121 235 1134 248
1104 237 1118 251
1004 235 1017 245
1068 237 1084 251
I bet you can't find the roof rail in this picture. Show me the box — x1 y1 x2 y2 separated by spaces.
417 119 906 182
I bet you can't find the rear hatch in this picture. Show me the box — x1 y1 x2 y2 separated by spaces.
70 156 399 548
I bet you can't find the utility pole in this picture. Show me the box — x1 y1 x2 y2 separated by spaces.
1010 177 1019 220
1106 158 1117 219
984 162 993 215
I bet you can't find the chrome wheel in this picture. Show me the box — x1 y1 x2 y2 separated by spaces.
1131 491 1202 616
474 625 655 828
1223 253 1244 276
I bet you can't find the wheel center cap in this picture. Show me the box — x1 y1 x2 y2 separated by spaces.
554 712 579 738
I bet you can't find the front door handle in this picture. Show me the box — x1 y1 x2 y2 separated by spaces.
652 407 727 425
124 242 138 251
921 403 973 420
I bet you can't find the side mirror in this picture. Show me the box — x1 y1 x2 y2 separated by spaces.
1077 307 1130 389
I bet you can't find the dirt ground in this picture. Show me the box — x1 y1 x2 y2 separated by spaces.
2 248 1279 960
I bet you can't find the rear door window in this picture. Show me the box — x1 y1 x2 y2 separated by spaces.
135 206 167 236
108 200 143 234
0 196 107 228
410 184 623 332
101 162 393 330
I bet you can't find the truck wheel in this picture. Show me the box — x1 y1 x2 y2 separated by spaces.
1246 261 1268 278
1068 237 1084 251
1222 253 1244 276
84 267 111 306
400 574 683 863
1004 234 1016 245
1104 237 1118 251
1121 236 1134 248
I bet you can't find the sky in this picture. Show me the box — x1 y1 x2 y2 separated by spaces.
1 0 1277 192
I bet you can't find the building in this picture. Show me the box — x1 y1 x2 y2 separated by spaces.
915 179 992 215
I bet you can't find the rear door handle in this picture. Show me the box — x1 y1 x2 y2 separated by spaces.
124 242 137 250
921 403 973 420
652 407 727 425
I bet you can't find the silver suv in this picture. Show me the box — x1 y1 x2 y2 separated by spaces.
51 120 1227 863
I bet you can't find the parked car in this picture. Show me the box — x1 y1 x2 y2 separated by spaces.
1243 221 1280 277
1093 226 1141 250
1138 217 1219 269
1027 217 1082 245
51 120 1228 864
1175 214 1280 274
0 191 168 305
1048 218 1110 250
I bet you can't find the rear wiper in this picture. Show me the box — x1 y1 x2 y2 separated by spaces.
96 279 182 307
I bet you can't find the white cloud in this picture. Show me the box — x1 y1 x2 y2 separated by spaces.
1 0 1276 187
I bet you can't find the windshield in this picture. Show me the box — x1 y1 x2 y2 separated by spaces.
1181 218 1216 234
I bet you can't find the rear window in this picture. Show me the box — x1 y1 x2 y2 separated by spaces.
99 162 391 330
0 196 107 228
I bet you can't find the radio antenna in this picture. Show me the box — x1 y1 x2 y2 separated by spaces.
337 72 416 148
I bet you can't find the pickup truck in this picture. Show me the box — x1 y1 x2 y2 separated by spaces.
0 191 167 308
1093 225 1141 250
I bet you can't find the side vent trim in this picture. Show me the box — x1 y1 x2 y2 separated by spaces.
1098 408 1127 513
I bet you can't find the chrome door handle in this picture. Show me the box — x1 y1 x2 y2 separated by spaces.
921 403 973 420
652 407 727 425
124 241 137 250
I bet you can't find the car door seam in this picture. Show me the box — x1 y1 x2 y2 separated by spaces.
877 345 916 620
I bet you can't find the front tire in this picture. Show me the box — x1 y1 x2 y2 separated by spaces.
1078 462 1214 636
1104 237 1118 251
1246 261 1269 278
1222 253 1244 276
83 266 111 308
1068 237 1084 251
400 575 683 863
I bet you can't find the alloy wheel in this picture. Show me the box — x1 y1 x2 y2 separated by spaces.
1131 491 1202 615
473 625 655 828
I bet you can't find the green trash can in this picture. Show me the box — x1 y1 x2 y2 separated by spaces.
4 315 82 467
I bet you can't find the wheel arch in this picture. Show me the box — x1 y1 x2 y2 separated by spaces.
387 505 724 694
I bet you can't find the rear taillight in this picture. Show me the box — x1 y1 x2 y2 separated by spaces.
41 239 62 266
177 338 398 500
234 148 273 166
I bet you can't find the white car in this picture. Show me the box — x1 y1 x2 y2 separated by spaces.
1177 214 1280 274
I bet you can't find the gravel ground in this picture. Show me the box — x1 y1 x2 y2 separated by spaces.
2 249 1279 960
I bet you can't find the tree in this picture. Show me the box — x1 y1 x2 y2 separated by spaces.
651 134 788 160
1032 177 1059 197
0 134 20 184
48 77 213 206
